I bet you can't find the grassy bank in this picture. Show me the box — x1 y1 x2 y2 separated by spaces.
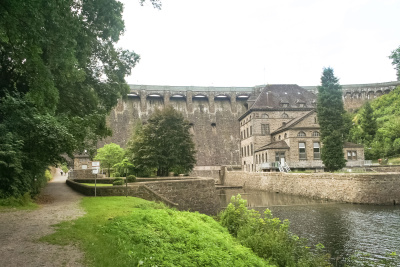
41 197 273 267
0 192 38 211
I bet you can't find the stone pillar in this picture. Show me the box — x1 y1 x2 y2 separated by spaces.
186 91 193 113
164 91 170 107
230 92 237 113
209 92 215 113
140 90 147 112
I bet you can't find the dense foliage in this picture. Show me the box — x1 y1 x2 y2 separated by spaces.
42 196 272 266
0 0 138 197
127 106 196 176
349 86 400 159
94 143 125 177
389 45 400 81
316 68 346 171
220 195 331 267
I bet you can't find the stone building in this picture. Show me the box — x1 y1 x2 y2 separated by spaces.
239 84 364 172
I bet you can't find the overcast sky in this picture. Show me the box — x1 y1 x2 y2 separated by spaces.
117 0 400 87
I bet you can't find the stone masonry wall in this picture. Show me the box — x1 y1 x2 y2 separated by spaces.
102 96 247 168
223 170 400 205
67 177 219 215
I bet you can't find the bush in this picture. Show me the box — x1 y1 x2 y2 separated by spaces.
126 175 136 183
45 170 53 181
219 194 331 267
113 178 124 186
113 172 121 178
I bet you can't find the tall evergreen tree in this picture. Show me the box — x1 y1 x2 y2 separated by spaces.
127 106 196 177
359 101 377 142
316 68 346 171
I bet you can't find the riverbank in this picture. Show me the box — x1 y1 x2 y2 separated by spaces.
222 169 400 205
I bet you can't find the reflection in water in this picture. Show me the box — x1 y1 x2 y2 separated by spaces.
218 189 400 266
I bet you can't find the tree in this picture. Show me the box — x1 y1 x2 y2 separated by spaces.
94 143 125 177
389 45 400 81
113 158 135 176
127 106 196 177
316 68 346 172
0 0 140 196
359 102 377 142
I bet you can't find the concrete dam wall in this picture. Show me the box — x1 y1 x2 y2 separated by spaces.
103 82 400 173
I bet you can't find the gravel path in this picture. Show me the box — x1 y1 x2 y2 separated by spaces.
0 170 86 267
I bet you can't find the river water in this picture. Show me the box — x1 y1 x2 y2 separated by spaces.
218 188 400 266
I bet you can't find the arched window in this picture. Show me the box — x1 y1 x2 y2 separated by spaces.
279 135 281 140
312 131 320 137
282 113 289 118
261 113 269 118
297 131 306 137
284 133 287 139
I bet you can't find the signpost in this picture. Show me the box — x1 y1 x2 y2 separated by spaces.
92 161 100 197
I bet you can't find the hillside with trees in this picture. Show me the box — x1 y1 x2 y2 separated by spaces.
349 86 400 159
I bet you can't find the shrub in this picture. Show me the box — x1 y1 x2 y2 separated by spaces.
220 194 331 267
113 172 121 178
45 170 52 181
126 175 136 183
113 178 124 186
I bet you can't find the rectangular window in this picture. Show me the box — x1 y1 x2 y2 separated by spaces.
262 153 264 163
299 142 306 160
347 151 357 160
251 143 253 155
247 128 249 138
241 147 243 157
313 142 320 159
250 126 252 136
275 151 285 162
247 146 249 156
261 124 270 135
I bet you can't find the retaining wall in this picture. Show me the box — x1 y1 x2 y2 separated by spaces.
223 170 400 205
66 177 219 215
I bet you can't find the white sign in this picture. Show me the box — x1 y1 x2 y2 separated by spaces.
82 164 87 169
92 169 99 174
92 161 100 167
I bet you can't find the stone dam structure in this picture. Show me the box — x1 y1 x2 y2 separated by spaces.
104 81 400 176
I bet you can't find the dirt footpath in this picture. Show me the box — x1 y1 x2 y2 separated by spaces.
0 170 86 267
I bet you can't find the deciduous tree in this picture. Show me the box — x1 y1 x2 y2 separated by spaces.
94 143 125 177
316 68 346 171
127 106 196 177
389 45 400 81
0 0 140 196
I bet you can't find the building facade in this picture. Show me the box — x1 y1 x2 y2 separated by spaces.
239 84 364 172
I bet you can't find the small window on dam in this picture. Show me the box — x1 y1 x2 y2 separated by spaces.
211 123 217 134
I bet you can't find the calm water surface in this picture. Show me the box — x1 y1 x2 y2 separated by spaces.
218 189 400 266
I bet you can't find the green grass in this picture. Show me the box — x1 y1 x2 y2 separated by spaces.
81 183 113 187
41 197 272 267
0 193 38 212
